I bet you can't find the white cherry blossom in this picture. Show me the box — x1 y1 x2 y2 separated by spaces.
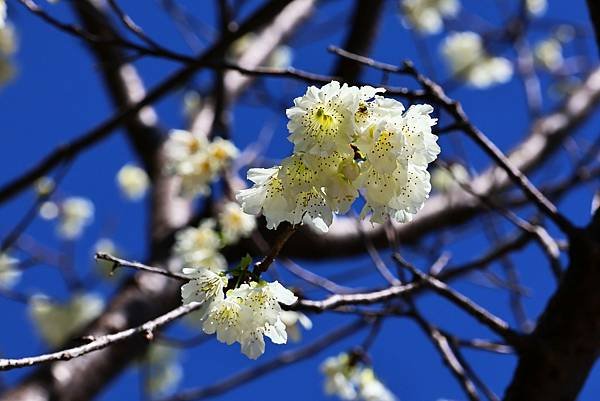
174 219 226 272
181 267 227 305
236 167 292 230
321 353 358 400
164 129 238 198
201 296 244 345
357 368 396 401
116 164 149 200
286 81 360 156
58 197 94 239
218 201 256 245
441 31 513 88
238 81 439 229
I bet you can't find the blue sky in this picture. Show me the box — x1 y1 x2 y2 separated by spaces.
0 0 599 400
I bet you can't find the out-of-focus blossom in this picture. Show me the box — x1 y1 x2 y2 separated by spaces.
431 163 469 193
39 201 59 220
227 33 293 68
58 197 94 239
321 353 397 401
0 1 6 29
401 0 460 34
0 23 16 55
441 31 512 88
280 310 312 342
266 45 293 68
0 21 17 87
218 201 256 245
29 293 104 346
164 129 238 198
116 164 149 200
534 38 563 71
526 0 546 16
183 91 202 120
174 219 227 271
142 344 182 397
0 252 20 289
34 177 55 196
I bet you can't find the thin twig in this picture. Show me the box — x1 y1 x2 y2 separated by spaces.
394 254 522 346
253 223 297 277
0 302 203 371
412 311 481 401
95 253 188 281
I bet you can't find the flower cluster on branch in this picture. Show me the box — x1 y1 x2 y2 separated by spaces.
237 81 440 231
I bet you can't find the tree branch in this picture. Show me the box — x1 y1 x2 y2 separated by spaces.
0 302 202 371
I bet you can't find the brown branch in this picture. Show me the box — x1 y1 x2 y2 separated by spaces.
394 254 522 346
412 311 481 401
586 0 600 56
252 223 297 276
332 0 385 81
502 223 600 401
72 0 163 174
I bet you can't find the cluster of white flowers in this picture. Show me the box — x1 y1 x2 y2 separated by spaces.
174 202 255 270
181 268 297 359
401 0 460 34
40 196 95 239
0 252 20 289
141 344 182 397
58 197 95 239
116 164 149 200
164 129 239 198
441 31 513 88
431 162 469 193
175 219 227 271
218 201 257 245
535 26 574 73
236 81 440 230
321 353 396 401
29 293 104 346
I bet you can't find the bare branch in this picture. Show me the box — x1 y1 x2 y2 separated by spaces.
0 302 203 371
394 254 522 346
412 311 481 401
95 253 188 281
